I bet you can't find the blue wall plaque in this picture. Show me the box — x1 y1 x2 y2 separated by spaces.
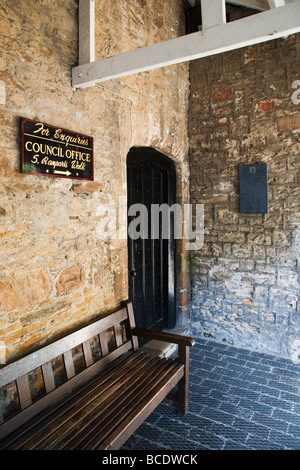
239 164 268 214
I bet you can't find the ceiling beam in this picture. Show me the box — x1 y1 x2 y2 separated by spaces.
187 0 296 11
72 2 300 88
226 1 269 10
268 0 286 7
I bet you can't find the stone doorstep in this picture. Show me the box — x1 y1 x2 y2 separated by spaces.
140 328 188 358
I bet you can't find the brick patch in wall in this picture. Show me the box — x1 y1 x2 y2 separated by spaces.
188 34 300 360
0 0 190 364
258 101 274 111
211 86 231 102
71 182 103 194
0 270 52 312
56 265 85 296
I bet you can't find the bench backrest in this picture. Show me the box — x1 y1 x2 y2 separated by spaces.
0 300 138 440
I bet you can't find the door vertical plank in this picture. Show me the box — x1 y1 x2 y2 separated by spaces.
126 149 176 333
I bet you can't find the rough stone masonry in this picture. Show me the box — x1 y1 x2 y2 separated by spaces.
189 18 300 360
0 0 190 363
0 0 299 365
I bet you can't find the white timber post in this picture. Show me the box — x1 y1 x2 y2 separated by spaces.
79 0 95 65
268 0 286 7
201 0 226 29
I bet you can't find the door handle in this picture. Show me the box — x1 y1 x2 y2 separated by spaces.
130 270 137 277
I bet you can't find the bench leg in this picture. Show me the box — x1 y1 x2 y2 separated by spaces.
177 344 190 416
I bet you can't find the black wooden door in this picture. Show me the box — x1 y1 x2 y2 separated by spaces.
127 147 176 331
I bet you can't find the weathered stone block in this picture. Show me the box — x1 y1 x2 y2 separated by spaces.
189 29 300 360
0 269 52 312
0 0 191 363
277 113 300 131
239 259 255 271
270 287 298 311
277 270 299 288
232 244 253 258
56 265 85 296
211 86 231 102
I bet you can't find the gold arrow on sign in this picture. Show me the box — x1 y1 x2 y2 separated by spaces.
53 170 72 176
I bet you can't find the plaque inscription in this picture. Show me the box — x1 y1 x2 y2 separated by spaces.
21 118 94 180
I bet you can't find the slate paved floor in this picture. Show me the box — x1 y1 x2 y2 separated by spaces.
122 337 300 450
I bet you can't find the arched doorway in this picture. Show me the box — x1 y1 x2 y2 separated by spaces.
127 147 176 331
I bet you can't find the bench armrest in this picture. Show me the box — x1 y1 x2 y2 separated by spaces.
132 326 194 416
132 327 195 348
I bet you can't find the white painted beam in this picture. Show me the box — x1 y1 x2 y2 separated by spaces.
201 0 226 29
79 0 95 65
226 0 269 10
72 3 300 88
268 0 286 7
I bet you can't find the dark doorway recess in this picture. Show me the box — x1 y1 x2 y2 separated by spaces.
127 147 176 332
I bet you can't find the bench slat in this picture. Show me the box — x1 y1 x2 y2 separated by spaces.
0 307 128 388
114 323 123 348
41 362 56 394
99 363 184 450
16 375 32 410
99 332 109 357
37 355 161 450
0 341 132 443
57 357 168 450
0 300 194 451
63 350 76 380
125 301 139 351
21 352 153 450
3 350 145 450
4 353 180 451
23 356 177 451
82 340 93 368
80 364 177 450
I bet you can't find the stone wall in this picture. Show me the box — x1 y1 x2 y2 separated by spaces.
189 33 300 360
0 0 190 363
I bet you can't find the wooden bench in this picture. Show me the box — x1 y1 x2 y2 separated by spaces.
0 300 195 450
